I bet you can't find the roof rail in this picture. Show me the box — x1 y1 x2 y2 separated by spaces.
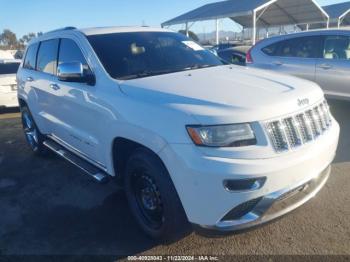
45 27 77 34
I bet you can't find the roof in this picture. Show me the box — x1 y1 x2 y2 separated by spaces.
29 26 174 46
162 0 268 26
79 26 171 36
255 28 350 44
323 2 350 19
162 0 329 28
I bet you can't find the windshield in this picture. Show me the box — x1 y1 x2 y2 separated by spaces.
87 32 224 80
0 63 20 75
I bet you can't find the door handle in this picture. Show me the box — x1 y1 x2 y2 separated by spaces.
50 83 60 91
319 64 332 70
26 77 34 82
273 61 283 66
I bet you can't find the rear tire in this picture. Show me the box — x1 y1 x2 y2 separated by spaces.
21 106 48 156
124 148 191 241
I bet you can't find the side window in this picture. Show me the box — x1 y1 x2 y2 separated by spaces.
23 43 39 70
58 38 90 71
263 36 321 58
323 35 350 60
262 42 280 56
36 39 59 75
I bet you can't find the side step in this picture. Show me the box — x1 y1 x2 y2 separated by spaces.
43 140 109 183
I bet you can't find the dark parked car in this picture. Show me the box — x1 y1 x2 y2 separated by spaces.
217 46 251 66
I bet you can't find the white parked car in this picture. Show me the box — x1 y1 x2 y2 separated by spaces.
0 59 20 108
17 27 340 240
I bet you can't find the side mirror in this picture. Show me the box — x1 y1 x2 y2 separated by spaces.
57 62 95 85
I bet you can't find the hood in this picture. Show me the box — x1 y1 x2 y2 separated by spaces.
120 65 324 124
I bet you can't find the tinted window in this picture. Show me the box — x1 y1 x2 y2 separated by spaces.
0 63 20 75
58 38 89 68
323 35 350 60
218 50 246 65
262 42 279 56
263 36 321 58
37 39 59 74
23 43 39 70
87 32 223 80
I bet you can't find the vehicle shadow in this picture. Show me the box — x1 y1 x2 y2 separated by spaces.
20 191 160 257
327 99 350 164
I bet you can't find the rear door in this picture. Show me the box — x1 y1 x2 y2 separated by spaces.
260 36 322 82
17 42 50 132
34 39 60 133
315 34 350 99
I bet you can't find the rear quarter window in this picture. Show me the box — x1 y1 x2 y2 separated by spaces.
23 43 39 70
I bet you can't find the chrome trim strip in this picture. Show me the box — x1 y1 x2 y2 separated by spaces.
47 134 108 172
200 166 331 232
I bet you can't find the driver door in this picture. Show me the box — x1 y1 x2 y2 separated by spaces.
51 38 105 166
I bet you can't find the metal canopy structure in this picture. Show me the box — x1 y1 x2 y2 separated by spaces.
323 2 350 27
162 0 329 44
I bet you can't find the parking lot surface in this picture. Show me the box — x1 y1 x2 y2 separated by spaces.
0 100 349 257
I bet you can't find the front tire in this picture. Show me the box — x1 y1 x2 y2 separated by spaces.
124 148 191 241
21 106 48 156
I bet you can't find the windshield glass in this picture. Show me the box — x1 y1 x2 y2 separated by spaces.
87 32 224 80
0 63 20 75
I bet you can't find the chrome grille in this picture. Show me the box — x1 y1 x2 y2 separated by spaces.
265 101 332 153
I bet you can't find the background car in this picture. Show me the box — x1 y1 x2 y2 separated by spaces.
217 46 250 66
0 59 20 108
247 29 350 101
209 43 239 52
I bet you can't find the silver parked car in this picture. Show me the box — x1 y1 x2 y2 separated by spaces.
247 29 350 101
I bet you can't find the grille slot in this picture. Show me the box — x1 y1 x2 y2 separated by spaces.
266 101 332 153
295 113 313 143
266 121 289 152
283 117 302 148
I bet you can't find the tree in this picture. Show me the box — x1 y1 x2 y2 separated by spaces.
178 30 199 42
0 29 18 49
19 32 37 48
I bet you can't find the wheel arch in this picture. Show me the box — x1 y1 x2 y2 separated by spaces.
111 137 168 180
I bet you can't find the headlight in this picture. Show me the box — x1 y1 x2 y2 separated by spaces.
186 124 256 147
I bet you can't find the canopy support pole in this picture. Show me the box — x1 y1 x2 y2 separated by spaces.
216 19 219 45
252 10 257 45
326 18 329 29
185 22 189 37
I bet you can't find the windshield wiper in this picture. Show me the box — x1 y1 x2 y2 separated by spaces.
184 64 216 70
118 69 185 80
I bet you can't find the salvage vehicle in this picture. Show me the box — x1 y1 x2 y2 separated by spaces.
247 29 350 101
0 59 20 108
17 26 340 240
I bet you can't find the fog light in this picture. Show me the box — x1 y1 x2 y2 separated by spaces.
223 177 266 192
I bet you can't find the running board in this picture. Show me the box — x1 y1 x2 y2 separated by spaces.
43 140 109 183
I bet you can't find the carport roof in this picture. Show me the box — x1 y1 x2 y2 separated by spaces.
323 1 350 19
162 0 329 28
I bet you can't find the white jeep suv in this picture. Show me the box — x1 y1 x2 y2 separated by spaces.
17 26 340 240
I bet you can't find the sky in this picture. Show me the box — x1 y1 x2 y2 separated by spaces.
0 0 347 38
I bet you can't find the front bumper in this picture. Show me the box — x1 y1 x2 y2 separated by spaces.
159 119 339 228
199 165 330 232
